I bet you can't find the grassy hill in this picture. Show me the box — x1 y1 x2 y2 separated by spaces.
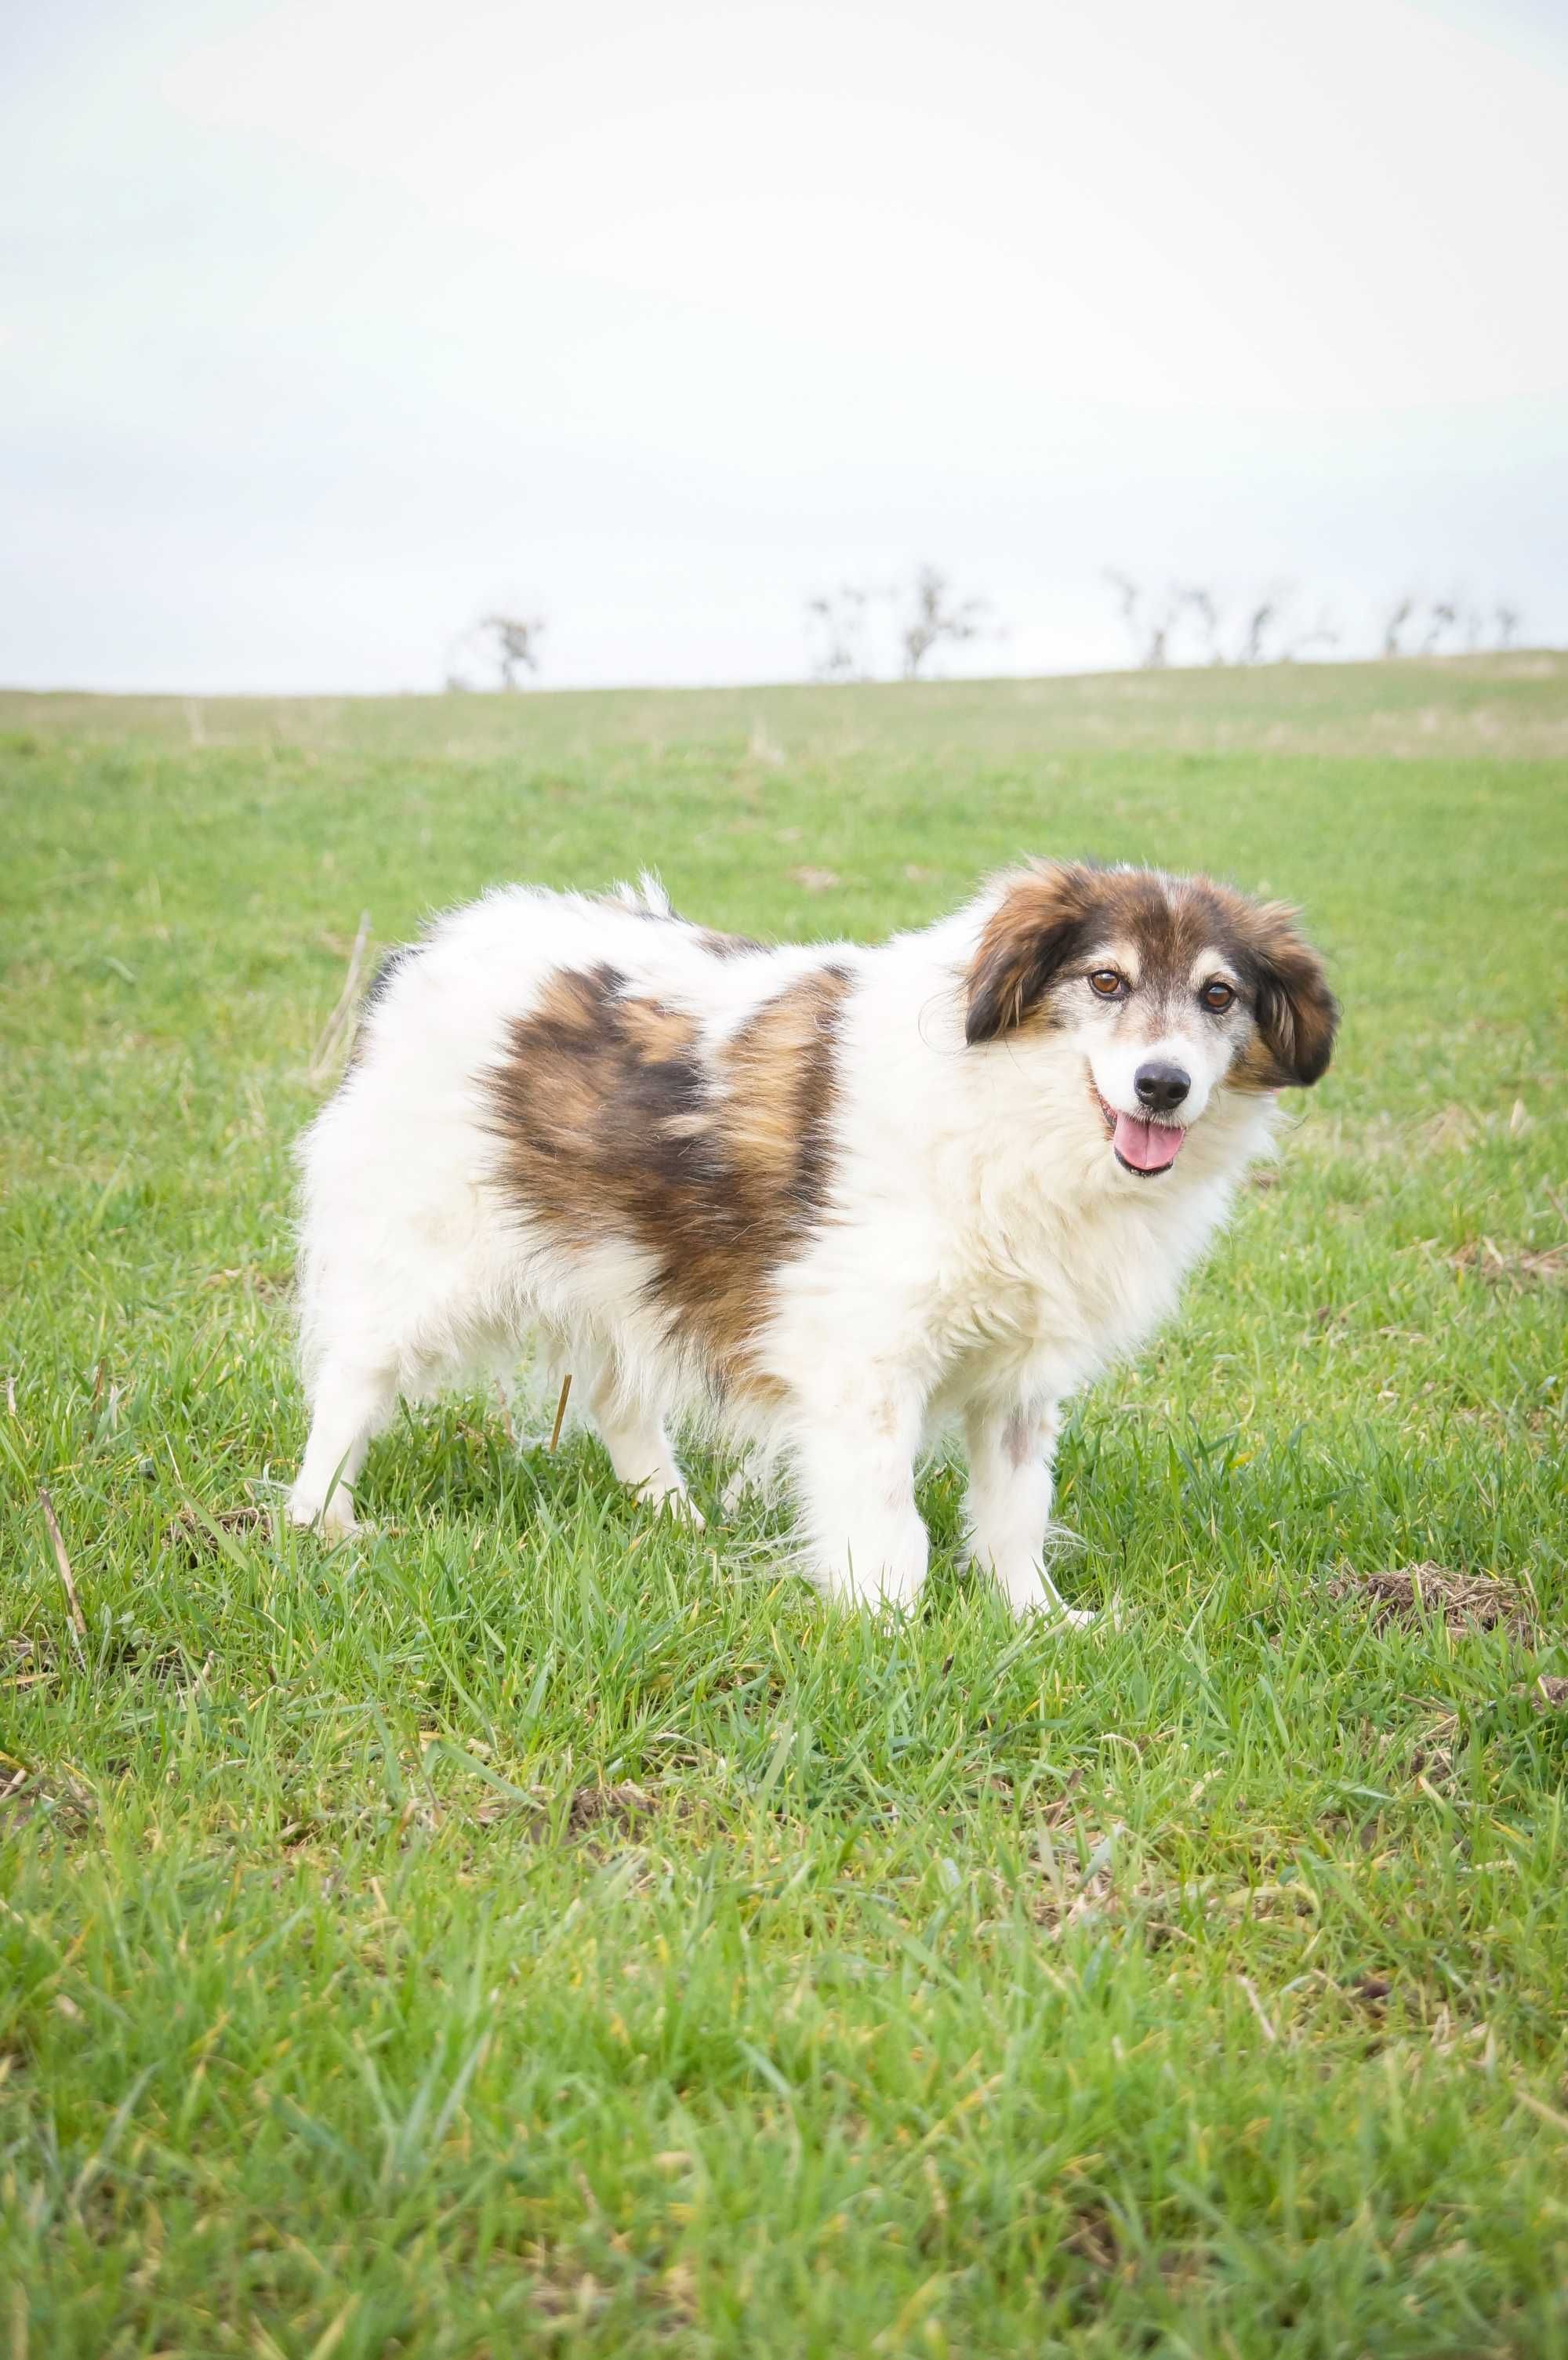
2 656 1566 2355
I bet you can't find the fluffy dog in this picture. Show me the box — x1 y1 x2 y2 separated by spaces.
289 862 1336 1615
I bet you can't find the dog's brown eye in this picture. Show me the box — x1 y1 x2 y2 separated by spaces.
1200 979 1236 1013
1087 970 1125 999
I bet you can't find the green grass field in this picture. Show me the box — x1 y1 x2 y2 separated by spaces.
3 655 1566 2358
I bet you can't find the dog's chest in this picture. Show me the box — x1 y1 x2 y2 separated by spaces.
933 1185 1189 1389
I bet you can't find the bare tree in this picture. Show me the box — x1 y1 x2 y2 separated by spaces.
1109 574 1347 668
1105 570 1178 669
1175 583 1223 664
1106 575 1516 669
1380 594 1522 659
481 612 546 688
446 612 546 691
900 565 989 680
805 584 873 682
1236 599 1279 666
1416 601 1457 656
1381 597 1416 658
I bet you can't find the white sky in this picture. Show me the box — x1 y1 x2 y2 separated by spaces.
2 0 1565 691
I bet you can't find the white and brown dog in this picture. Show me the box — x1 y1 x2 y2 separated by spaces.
289 862 1336 1617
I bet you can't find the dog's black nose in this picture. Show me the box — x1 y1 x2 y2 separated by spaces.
1134 1060 1190 1113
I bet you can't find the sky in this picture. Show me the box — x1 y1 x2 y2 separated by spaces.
2 0 1565 692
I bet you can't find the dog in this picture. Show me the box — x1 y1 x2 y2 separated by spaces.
289 861 1336 1616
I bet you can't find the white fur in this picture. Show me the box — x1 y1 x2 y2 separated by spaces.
289 876 1281 1616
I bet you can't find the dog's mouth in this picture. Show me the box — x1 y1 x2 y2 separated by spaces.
1095 1089 1188 1178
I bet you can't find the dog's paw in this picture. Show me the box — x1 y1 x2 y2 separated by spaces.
288 1490 361 1541
815 1547 928 1617
993 1574 1098 1626
1031 1595 1121 1632
819 1577 926 1618
978 1558 1102 1625
633 1477 705 1530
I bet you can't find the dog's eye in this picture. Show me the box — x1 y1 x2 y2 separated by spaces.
1087 970 1126 999
1200 979 1236 1013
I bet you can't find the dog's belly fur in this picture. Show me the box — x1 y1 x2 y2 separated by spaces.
287 869 1319 1615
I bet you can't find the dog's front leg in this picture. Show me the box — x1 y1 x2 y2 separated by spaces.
963 1399 1092 1624
793 1385 928 1611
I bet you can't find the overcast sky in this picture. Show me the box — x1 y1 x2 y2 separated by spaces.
2 0 1565 692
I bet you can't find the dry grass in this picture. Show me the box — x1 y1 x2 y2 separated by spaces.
1448 1238 1568 1289
1329 1563 1537 1643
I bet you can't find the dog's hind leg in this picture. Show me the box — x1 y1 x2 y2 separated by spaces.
289 1358 399 1537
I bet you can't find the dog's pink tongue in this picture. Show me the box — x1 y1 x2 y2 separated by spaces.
1113 1112 1186 1172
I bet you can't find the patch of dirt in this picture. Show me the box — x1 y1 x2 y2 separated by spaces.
1028 1818 1125 1935
1448 1238 1568 1289
564 1781 660 1837
1061 2202 1120 2275
477 1779 691 1846
1371 1704 1463 1788
1516 1676 1568 1713
1345 1971 1416 2019
0 1755 96 1835
1406 1737 1457 1787
1037 1766 1087 1825
788 866 840 892
1329 1563 1536 1643
164 1502 273 1562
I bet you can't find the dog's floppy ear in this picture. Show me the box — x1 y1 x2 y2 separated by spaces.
965 863 1097 1045
1240 904 1338 1087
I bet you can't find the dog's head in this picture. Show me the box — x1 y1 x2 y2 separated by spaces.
964 861 1338 1178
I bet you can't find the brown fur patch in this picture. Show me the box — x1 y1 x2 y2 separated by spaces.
1225 898 1339 1090
695 927 766 959
965 863 1108 1043
487 962 853 1389
723 968 850 1225
966 861 1337 1089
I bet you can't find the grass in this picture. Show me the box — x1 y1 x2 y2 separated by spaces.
2 654 1566 2357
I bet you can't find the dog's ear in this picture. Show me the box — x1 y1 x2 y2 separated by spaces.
965 864 1096 1045
1240 905 1338 1087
